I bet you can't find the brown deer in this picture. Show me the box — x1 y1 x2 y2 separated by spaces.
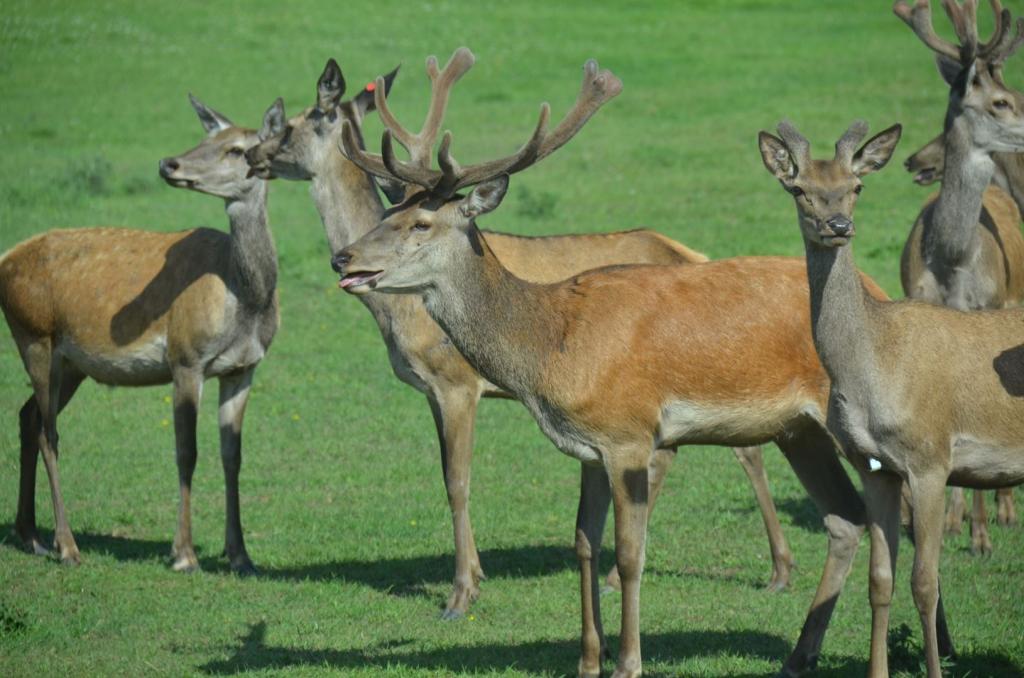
0 96 285 574
895 0 1024 556
904 131 1020 541
245 52 795 615
760 118 1024 677
331 52 955 677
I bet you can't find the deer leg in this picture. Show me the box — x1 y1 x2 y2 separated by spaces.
969 490 992 556
604 445 674 593
606 451 649 678
20 342 82 566
218 369 255 575
860 470 903 678
775 430 866 677
733 445 794 591
171 369 203 573
576 463 612 678
426 388 485 620
996 488 1017 526
907 473 949 678
15 372 86 556
944 486 966 534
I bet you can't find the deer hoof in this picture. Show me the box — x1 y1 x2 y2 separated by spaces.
171 555 200 573
59 551 81 567
439 608 465 622
230 556 258 577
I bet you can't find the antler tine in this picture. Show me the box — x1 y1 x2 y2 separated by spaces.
941 0 980 60
372 47 475 166
441 103 552 195
534 59 624 164
339 120 397 181
977 0 1009 57
984 4 1024 65
777 120 812 168
381 129 443 189
835 120 870 165
894 0 964 61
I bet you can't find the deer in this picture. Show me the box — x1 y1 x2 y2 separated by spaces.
330 50 957 678
895 0 1024 556
0 95 285 575
905 132 1020 541
760 117 1024 677
244 52 795 616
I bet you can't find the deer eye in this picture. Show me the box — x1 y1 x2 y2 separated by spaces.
788 186 804 197
994 99 1011 110
412 222 431 232
227 147 246 157
854 184 864 194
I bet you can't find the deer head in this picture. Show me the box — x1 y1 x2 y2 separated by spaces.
895 0 1024 152
329 49 622 295
244 59 399 185
759 120 902 247
905 132 946 184
160 95 284 201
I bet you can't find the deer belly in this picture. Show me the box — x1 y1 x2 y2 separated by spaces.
657 398 814 448
58 335 171 386
949 435 1024 488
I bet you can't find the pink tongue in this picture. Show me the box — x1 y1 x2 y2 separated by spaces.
339 273 376 289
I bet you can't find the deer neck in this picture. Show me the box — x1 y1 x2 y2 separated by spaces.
311 151 385 253
421 228 558 395
804 237 880 392
224 179 277 310
928 115 996 264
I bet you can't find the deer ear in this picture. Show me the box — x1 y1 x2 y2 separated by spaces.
936 54 965 88
758 132 796 182
460 176 510 219
355 66 400 116
189 93 233 134
317 58 346 112
259 98 286 142
852 124 902 177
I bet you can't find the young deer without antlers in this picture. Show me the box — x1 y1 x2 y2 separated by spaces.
760 118 1024 677
0 96 284 573
895 0 1024 553
245 51 795 615
331 55 956 677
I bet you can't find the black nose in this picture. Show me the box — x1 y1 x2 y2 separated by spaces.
826 216 852 237
244 147 262 166
159 158 179 178
903 157 912 170
331 251 351 274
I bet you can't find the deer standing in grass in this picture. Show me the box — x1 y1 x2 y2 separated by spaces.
760 118 1024 677
0 96 284 574
895 0 1024 554
331 52 957 678
245 52 795 615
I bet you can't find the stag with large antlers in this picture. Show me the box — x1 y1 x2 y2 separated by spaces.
331 52 958 677
761 117 1024 677
1 96 284 573
246 52 796 616
894 0 1024 554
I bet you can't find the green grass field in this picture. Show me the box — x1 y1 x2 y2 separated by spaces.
2 1 1024 675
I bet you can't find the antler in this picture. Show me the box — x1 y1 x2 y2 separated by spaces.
894 0 966 61
436 58 623 195
340 51 623 199
338 48 476 192
894 0 1023 65
834 120 869 165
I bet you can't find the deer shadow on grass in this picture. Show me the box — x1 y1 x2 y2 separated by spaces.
195 619 795 676
194 620 1024 677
